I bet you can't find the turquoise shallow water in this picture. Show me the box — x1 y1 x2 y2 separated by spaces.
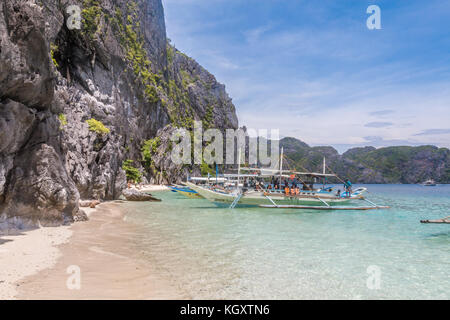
123 184 449 299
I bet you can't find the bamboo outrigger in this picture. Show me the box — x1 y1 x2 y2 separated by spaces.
258 188 389 210
259 204 390 210
420 216 450 224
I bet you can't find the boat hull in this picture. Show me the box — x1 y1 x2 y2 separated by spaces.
422 180 437 186
186 182 358 207
170 186 203 199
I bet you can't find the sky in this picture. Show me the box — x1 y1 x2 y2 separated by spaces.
162 0 450 153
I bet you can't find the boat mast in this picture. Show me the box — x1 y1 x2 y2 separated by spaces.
323 157 326 188
279 147 284 186
323 157 326 175
237 148 241 187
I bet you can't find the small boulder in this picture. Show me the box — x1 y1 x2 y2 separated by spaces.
122 189 161 202
73 209 89 222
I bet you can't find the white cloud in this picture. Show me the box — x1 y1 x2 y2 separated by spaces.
365 122 393 128
243 25 272 44
414 129 450 136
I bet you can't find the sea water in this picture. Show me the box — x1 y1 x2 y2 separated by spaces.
123 184 449 299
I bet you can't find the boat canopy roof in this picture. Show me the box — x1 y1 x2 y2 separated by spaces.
238 167 337 178
224 173 292 178
189 177 227 182
224 174 262 178
290 171 337 178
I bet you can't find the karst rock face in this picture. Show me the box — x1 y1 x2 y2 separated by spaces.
0 0 238 228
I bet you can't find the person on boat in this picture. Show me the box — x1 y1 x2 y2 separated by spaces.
282 180 288 195
243 178 249 192
344 180 352 196
255 181 263 191
337 189 341 198
290 185 295 195
285 186 290 195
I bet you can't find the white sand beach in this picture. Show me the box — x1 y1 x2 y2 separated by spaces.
0 225 72 299
16 200 181 299
0 184 181 300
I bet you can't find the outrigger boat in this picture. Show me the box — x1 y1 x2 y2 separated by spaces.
170 185 203 199
422 179 437 186
186 149 389 210
186 174 373 209
170 176 228 199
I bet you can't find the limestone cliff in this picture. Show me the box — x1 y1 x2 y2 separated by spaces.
0 0 238 228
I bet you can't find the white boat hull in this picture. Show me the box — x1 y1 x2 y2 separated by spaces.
186 182 361 207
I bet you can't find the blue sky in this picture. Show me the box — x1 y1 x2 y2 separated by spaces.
163 0 450 153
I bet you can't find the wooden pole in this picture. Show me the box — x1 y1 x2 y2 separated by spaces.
279 147 283 189
323 157 326 175
421 216 450 224
237 148 241 187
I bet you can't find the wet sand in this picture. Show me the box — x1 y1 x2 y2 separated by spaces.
16 202 184 300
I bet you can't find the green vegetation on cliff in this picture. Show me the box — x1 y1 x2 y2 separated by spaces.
141 137 161 169
86 118 110 135
165 46 198 128
201 160 215 176
81 0 102 39
58 113 67 129
112 2 162 104
202 105 214 129
122 159 142 183
50 43 59 68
